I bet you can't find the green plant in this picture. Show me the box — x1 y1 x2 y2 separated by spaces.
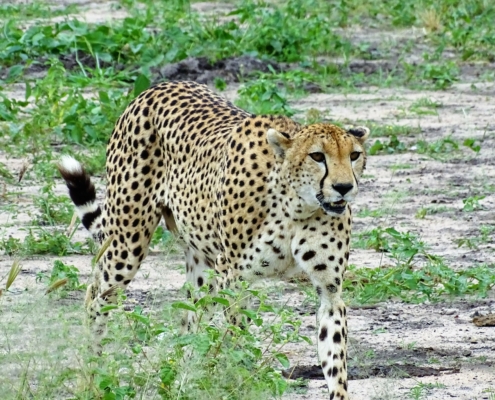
229 0 349 62
75 147 107 175
367 123 421 137
419 60 459 89
34 182 74 226
415 205 451 219
409 97 442 115
345 260 495 305
95 283 310 399
415 208 428 219
326 0 495 62
462 195 485 212
415 136 459 159
0 17 154 67
368 135 407 155
482 388 495 400
409 382 446 399
0 92 28 121
214 77 227 91
356 227 428 264
455 225 494 249
0 63 122 154
150 226 176 252
236 78 294 116
0 162 14 183
454 237 477 250
347 226 495 304
390 164 413 171
36 260 85 292
357 207 387 218
463 138 481 153
400 341 417 350
0 227 94 256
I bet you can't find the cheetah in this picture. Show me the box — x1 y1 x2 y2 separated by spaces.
58 81 370 399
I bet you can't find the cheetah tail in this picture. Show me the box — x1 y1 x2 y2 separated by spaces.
57 155 102 237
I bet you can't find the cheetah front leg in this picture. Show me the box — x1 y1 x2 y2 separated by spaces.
316 296 348 400
181 249 217 333
180 252 246 335
292 234 349 400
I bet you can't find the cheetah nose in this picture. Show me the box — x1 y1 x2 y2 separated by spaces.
332 183 354 196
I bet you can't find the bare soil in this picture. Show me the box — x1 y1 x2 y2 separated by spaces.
1 1 494 399
150 55 282 86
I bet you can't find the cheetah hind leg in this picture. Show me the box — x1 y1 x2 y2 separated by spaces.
159 206 217 333
85 212 162 354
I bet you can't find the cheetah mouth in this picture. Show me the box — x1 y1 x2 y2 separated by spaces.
321 200 347 214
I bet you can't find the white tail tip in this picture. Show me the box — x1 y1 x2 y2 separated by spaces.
59 155 83 174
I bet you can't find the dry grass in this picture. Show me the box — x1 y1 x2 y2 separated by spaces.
420 8 443 33
45 278 68 294
5 259 21 292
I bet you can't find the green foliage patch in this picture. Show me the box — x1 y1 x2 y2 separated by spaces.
346 227 495 304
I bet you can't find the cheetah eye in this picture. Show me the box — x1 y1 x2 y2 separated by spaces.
350 152 361 161
309 152 325 162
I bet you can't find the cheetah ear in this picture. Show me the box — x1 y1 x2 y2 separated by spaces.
267 128 292 158
347 126 370 144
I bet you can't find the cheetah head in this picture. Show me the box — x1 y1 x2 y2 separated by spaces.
267 124 370 217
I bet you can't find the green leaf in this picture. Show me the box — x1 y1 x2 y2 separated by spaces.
241 309 263 326
102 392 116 400
160 364 176 386
128 312 149 325
101 305 119 313
463 138 481 153
98 376 114 390
25 80 31 100
171 301 197 312
99 90 110 105
212 296 230 306
300 335 312 345
195 295 214 308
7 64 23 82
193 334 211 355
214 77 227 91
133 74 150 97
218 288 237 298
369 140 383 155
274 352 290 368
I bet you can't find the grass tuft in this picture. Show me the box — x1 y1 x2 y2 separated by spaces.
93 234 113 265
420 8 443 33
5 258 21 290
45 278 68 294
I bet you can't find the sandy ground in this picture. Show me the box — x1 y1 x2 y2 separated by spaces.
1 1 495 399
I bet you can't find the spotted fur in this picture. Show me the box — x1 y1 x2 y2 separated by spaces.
58 81 370 399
